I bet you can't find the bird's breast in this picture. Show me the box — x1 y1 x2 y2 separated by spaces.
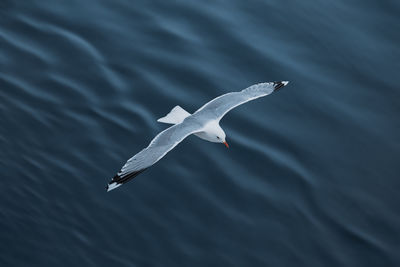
194 131 215 142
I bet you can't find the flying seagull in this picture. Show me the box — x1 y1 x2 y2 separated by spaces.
107 81 289 191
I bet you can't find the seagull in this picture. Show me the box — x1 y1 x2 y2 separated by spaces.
107 81 289 191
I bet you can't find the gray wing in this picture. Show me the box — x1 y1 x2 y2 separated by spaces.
107 119 202 191
194 81 288 121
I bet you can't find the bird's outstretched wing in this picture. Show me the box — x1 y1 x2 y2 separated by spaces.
194 81 288 121
107 118 202 191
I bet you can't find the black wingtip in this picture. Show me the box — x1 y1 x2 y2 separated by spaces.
273 81 289 92
106 168 148 192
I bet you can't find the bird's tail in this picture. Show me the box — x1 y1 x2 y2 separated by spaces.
157 105 191 124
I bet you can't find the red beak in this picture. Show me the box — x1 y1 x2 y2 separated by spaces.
223 141 229 148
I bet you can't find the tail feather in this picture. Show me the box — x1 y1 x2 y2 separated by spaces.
157 105 190 124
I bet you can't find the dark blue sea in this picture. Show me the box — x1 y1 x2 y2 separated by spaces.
1 1 399 266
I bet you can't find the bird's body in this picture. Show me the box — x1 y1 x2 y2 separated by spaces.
107 81 289 191
193 120 225 143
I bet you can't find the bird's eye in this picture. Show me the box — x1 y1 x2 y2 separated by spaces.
217 136 220 139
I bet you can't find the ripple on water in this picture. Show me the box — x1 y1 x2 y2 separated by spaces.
1 0 400 266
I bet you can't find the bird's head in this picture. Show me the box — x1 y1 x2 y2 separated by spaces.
214 127 228 148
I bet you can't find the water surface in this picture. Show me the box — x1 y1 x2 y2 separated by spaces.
1 1 400 266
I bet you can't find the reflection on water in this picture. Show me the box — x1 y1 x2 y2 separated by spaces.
1 0 399 266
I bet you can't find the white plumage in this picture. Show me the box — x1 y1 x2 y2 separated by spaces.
107 81 289 192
